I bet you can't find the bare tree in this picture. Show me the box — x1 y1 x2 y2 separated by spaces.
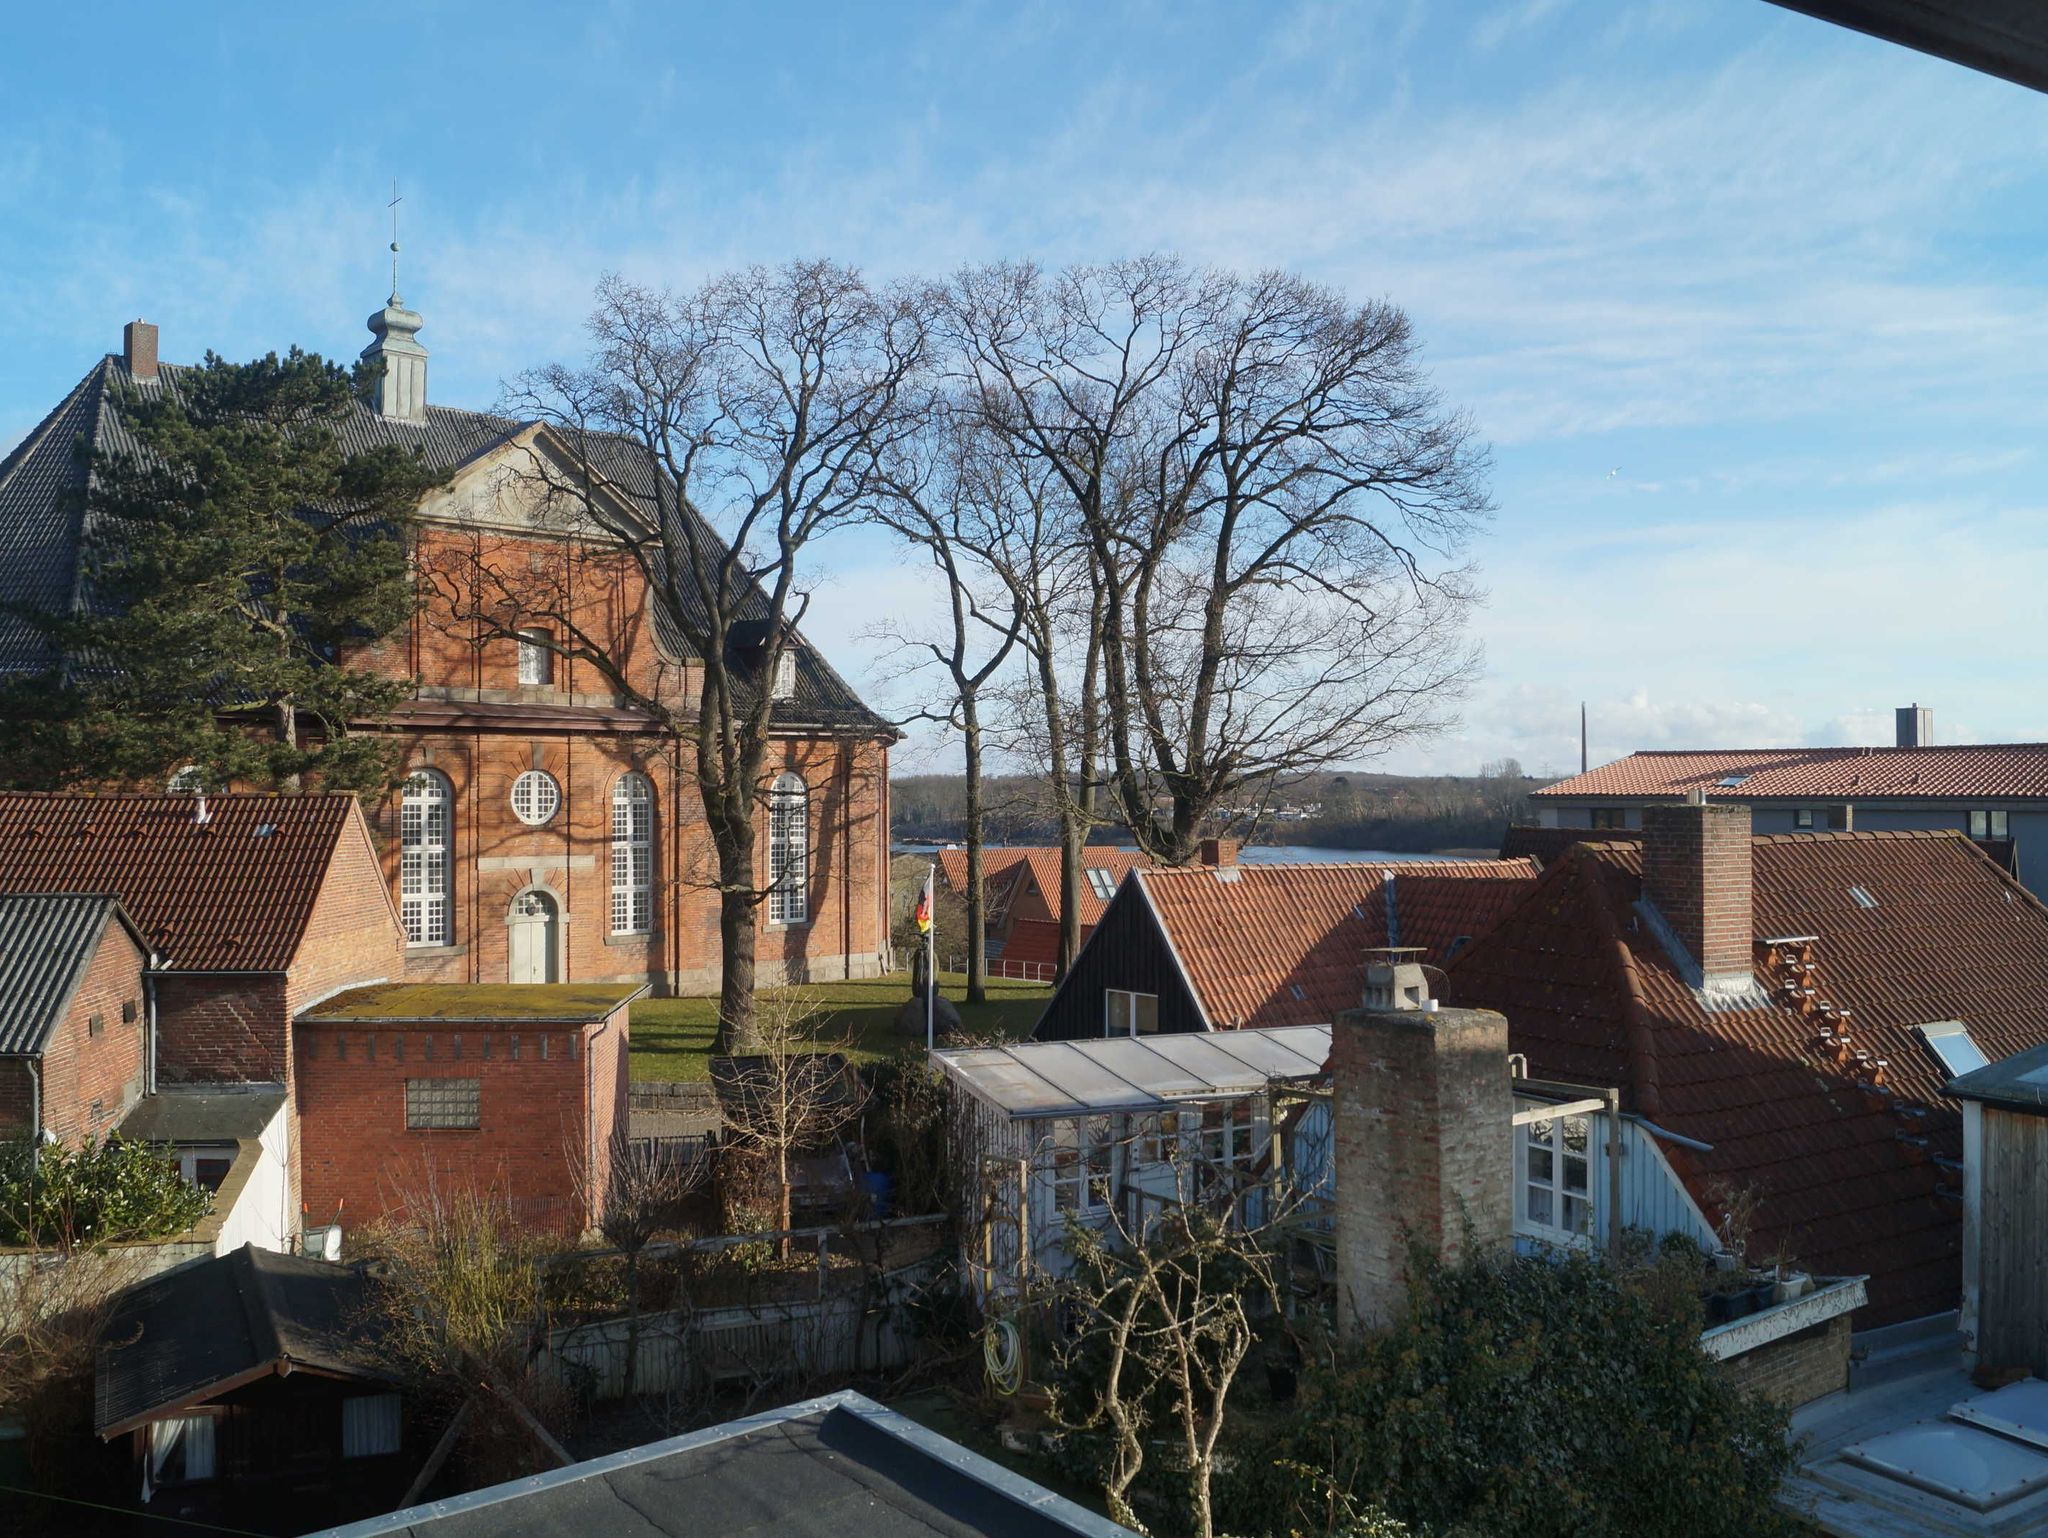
952 260 1490 866
427 262 931 1052
870 408 1027 1002
1052 1198 1288 1538
713 992 869 1247
597 1142 707 1399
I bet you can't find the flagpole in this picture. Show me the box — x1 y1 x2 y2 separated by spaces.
925 859 937 1053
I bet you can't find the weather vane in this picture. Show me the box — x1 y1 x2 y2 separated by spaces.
387 180 403 302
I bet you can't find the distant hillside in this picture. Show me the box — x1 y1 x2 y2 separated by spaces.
892 766 1560 855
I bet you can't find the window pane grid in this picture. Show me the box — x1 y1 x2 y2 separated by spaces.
400 773 450 947
769 773 808 924
511 770 561 827
1523 1116 1593 1239
611 774 653 935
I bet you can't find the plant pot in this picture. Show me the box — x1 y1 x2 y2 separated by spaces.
1704 1292 1735 1324
1740 1283 1775 1314
1722 1289 1759 1321
1773 1273 1812 1304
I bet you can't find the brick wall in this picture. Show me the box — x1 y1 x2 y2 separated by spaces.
1641 801 1753 987
155 973 290 1085
295 1004 629 1233
33 918 150 1144
286 809 409 1016
370 727 890 995
1333 1004 1512 1336
1716 1315 1851 1408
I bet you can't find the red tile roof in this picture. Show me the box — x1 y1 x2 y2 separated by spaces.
0 793 363 972
1532 744 2048 801
1444 829 2048 1325
1137 859 1538 1031
937 845 1152 928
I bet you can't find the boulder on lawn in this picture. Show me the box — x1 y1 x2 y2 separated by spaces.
894 991 963 1041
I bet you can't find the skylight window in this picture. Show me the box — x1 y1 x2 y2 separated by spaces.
1917 1021 1989 1078
1084 868 1118 900
1849 885 1879 909
1718 774 1751 787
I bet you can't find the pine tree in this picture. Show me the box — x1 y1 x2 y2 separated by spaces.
0 349 448 793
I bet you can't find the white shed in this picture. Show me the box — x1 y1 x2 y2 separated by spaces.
934 1026 1332 1298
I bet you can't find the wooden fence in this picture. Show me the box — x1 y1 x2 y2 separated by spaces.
538 1215 948 1402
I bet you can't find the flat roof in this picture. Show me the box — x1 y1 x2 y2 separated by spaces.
934 1024 1331 1120
298 983 647 1026
1947 1043 2048 1116
308 1389 1137 1538
119 1086 286 1143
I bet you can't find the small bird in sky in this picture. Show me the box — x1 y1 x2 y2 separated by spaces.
1607 467 1620 478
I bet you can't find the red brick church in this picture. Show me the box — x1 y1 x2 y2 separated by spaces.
0 293 896 996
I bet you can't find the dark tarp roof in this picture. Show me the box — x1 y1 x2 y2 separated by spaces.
1949 1043 2048 1116
0 355 888 735
96 1243 396 1436
119 1086 287 1143
309 1390 1135 1538
0 892 138 1056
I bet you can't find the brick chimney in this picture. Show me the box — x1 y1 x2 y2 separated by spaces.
1198 837 1239 867
1331 1001 1511 1336
1641 794 1753 994
123 320 158 381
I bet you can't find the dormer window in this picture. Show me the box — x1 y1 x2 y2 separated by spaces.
770 648 797 701
1969 810 2011 840
517 629 554 687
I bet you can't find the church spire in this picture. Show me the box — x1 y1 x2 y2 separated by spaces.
361 181 427 422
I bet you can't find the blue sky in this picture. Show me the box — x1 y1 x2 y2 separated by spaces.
7 1 2048 776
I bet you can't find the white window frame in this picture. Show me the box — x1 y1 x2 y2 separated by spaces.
1049 1116 1114 1217
1969 809 2011 840
167 764 205 794
516 628 554 686
148 1411 218 1487
1519 1114 1594 1244
1198 1098 1256 1172
768 772 809 925
611 772 654 936
510 769 561 827
1084 867 1118 901
175 1145 239 1193
400 770 451 948
1104 989 1159 1037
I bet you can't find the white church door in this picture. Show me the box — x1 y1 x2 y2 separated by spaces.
508 890 560 984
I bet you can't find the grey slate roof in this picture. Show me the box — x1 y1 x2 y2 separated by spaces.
96 1242 396 1436
0 892 138 1056
0 355 889 734
310 1389 1137 1538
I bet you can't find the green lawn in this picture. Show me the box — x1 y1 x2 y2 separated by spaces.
629 971 1052 1082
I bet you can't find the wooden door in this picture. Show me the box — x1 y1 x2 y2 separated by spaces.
509 890 559 984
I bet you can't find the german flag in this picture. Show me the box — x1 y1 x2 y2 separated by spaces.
913 876 933 935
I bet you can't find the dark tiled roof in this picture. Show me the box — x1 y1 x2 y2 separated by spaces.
1533 745 2048 801
1137 859 1538 1030
1497 825 1644 865
96 1243 394 1436
0 791 359 972
0 356 887 735
0 893 137 1056
1948 1043 2048 1115
1444 829 2048 1325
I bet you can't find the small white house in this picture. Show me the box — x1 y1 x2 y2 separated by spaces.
934 1026 1333 1298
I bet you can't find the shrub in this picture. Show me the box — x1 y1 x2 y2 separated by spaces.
1215 1245 1800 1538
0 1136 211 1251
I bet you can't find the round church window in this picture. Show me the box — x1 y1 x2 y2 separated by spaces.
510 769 561 827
